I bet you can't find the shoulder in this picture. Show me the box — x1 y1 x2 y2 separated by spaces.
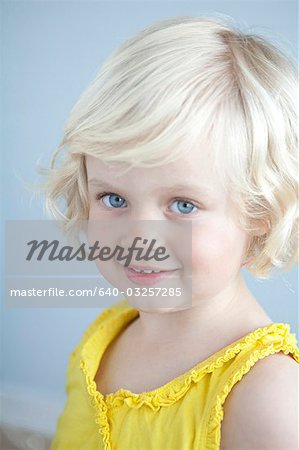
220 352 299 450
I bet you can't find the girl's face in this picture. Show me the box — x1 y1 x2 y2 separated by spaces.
86 146 251 311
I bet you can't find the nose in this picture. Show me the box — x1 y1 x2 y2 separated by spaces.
119 219 165 247
120 202 165 240
128 205 164 222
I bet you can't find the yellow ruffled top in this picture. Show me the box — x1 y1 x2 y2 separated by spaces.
51 299 299 450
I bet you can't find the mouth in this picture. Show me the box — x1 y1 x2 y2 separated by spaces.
127 264 177 274
123 265 179 286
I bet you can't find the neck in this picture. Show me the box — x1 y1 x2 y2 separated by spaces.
131 273 271 346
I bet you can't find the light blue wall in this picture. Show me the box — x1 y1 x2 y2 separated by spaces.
1 0 298 432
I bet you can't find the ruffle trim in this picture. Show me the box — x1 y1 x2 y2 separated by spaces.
205 327 299 450
79 300 139 450
80 310 298 418
80 358 112 450
103 323 298 412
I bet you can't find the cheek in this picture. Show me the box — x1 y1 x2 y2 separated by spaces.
191 220 248 274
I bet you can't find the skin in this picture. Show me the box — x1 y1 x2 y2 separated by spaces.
86 146 272 351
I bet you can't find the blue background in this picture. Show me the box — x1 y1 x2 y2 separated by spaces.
1 0 298 436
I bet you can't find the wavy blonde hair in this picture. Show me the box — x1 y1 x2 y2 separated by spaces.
38 15 298 279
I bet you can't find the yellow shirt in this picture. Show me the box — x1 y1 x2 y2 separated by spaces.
51 299 299 450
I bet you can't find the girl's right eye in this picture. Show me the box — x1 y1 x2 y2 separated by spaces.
96 192 127 209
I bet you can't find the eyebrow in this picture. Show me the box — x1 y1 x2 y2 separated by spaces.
87 178 214 196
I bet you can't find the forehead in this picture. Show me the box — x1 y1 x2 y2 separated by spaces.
85 144 226 193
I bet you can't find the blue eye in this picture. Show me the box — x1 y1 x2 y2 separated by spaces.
170 200 198 215
97 193 127 208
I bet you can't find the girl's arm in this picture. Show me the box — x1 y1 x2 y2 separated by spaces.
220 353 298 450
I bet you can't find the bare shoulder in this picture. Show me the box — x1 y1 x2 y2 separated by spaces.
220 352 299 450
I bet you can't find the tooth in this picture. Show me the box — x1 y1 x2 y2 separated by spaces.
130 267 162 274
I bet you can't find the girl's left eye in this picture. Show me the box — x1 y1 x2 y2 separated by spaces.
169 200 198 215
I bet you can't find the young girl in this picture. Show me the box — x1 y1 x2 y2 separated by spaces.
45 16 298 450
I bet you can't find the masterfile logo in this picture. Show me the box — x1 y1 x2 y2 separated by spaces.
5 219 192 309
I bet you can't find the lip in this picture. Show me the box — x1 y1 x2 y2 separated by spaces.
127 264 177 272
123 266 179 286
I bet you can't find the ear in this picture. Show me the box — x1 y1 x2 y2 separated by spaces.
257 220 270 236
250 219 270 237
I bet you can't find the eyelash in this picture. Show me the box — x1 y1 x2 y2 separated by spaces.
94 191 200 215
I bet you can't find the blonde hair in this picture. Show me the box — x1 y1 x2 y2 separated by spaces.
38 15 298 279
